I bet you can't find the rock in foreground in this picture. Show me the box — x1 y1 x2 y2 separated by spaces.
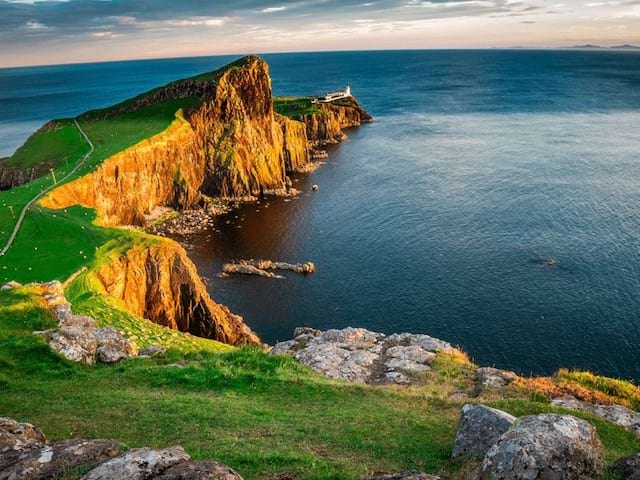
271 327 461 385
612 454 640 480
0 417 243 480
481 414 605 480
452 404 516 458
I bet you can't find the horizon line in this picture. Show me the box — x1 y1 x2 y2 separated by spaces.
2 44 639 70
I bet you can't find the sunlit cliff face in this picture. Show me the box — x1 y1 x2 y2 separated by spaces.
1 0 639 67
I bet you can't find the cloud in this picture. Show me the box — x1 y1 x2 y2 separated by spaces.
261 6 288 13
0 0 639 66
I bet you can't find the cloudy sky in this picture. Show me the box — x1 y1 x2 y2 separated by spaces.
2 0 640 67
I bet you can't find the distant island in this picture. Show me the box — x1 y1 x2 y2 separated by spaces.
568 44 640 50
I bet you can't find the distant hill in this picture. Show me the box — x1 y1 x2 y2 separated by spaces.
569 44 640 50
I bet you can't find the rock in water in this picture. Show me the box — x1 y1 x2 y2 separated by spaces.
452 405 516 458
222 263 282 278
612 454 640 480
81 447 191 480
481 414 605 480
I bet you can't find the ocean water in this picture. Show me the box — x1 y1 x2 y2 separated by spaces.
1 50 640 379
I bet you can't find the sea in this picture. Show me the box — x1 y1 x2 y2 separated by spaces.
1 50 640 380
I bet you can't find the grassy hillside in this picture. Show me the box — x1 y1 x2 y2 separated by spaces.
274 97 322 117
1 287 639 480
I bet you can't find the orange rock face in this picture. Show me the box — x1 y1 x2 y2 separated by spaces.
94 240 260 345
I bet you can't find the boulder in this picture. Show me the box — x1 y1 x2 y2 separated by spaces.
0 417 46 451
59 314 98 330
154 460 244 480
46 326 97 365
612 454 640 480
476 367 518 390
452 404 516 458
481 414 605 480
81 446 191 480
551 396 640 435
0 439 122 480
95 327 136 363
366 472 440 480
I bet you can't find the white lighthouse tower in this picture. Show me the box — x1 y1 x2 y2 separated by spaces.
345 84 352 97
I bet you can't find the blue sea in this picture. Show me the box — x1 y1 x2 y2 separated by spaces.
2 50 640 379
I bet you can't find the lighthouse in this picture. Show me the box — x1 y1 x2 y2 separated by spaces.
345 84 352 97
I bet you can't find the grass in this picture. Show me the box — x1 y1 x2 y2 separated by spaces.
274 97 322 118
1 287 639 480
2 119 87 171
0 96 201 284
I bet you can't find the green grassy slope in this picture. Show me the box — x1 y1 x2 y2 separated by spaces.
2 119 87 170
274 97 322 117
1 288 638 480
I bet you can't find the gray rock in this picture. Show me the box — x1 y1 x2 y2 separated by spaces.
612 454 640 480
95 327 136 364
366 472 441 480
47 326 98 365
271 327 462 385
476 367 518 389
154 460 244 480
551 396 640 435
0 439 121 480
481 414 605 480
81 446 191 480
0 417 46 451
139 345 167 357
452 404 516 458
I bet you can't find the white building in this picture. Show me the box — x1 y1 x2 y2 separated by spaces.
311 84 352 104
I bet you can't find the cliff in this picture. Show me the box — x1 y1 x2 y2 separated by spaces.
41 56 371 226
298 97 373 147
37 55 370 346
93 239 259 345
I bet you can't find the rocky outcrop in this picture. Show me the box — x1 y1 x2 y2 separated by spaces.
475 367 518 391
93 240 260 345
297 97 373 148
551 395 640 435
0 164 41 190
0 417 243 480
271 327 460 385
452 404 516 459
612 454 640 480
35 281 136 365
481 414 605 480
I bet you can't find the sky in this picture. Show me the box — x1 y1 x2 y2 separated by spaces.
2 0 640 68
